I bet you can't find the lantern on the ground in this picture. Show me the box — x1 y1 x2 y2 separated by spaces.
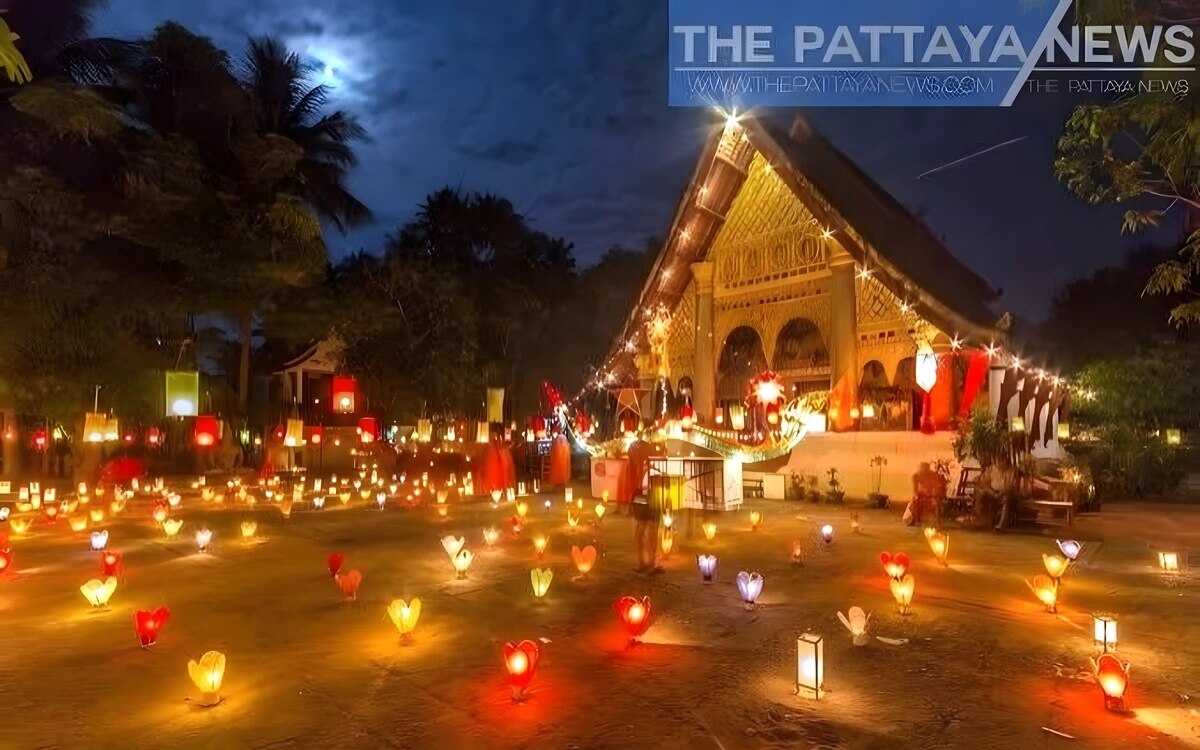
440 535 465 560
1057 539 1082 561
1043 553 1070 581
240 521 257 540
1091 653 1131 711
69 515 88 532
9 518 30 536
133 607 170 648
503 640 539 701
1027 574 1058 613
327 552 345 578
924 528 949 566
332 376 356 413
572 544 596 576
533 534 548 560
820 524 834 544
100 551 121 576
515 501 528 519
80 576 118 608
0 548 11 575
530 567 554 598
417 419 432 443
567 511 580 529
890 574 915 614
89 530 108 551
187 651 226 706
1158 551 1180 572
1093 614 1118 652
736 571 764 609
483 527 500 548
796 632 825 699
703 522 717 541
614 595 652 642
698 554 718 583
162 518 183 538
880 551 909 581
195 528 212 553
749 511 763 530
452 549 474 579
165 371 200 417
594 503 606 521
660 529 674 556
194 415 218 447
337 570 362 600
837 607 871 646
387 598 422 641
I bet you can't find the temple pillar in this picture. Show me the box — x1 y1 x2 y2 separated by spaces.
690 262 716 421
828 257 858 431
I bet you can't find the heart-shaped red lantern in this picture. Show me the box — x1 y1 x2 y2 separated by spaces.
133 606 170 648
100 550 122 577
614 595 653 640
880 551 910 581
43 505 59 522
327 552 345 578
502 640 540 700
0 532 9 552
337 569 362 600
0 548 11 575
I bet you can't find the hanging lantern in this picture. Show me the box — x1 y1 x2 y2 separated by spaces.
1027 574 1058 613
890 574 915 615
729 404 746 431
502 640 539 701
103 417 119 442
765 402 781 427
80 576 118 608
451 549 475 579
735 571 764 609
283 419 304 447
187 651 226 706
915 342 938 393
530 567 554 598
1093 614 1118 652
194 415 219 447
440 535 466 560
332 376 356 413
1057 539 1082 561
715 407 725 426
417 419 432 443
837 607 871 646
165 371 200 417
358 417 378 445
386 598 422 641
697 554 718 583
879 551 909 581
31 428 48 451
1042 553 1070 581
133 607 170 648
1091 653 1131 712
337 570 363 600
861 402 877 419
475 422 490 444
572 544 597 576
680 404 695 431
796 633 825 699
923 528 949 566
146 427 162 446
84 412 107 443
613 595 653 641
487 387 506 424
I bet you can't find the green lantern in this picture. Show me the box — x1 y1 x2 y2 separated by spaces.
165 371 200 417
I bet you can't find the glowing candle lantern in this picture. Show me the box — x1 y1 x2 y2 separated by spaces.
749 511 763 530
915 342 938 393
890 574 915 615
702 522 717 541
533 535 549 559
240 521 258 540
327 552 346 578
483 527 500 548
162 518 183 538
660 530 674 556
613 595 653 641
796 632 825 698
820 524 834 544
194 415 219 447
837 607 871 646
441 535 466 560
358 417 378 445
572 544 597 576
100 551 122 576
452 549 475 579
133 607 170 648
9 518 30 536
152 506 168 524
89 508 104 524
1165 428 1182 446
503 640 540 701
729 404 746 431
69 515 89 532
1043 553 1070 581
339 491 351 505
530 567 554 598
43 505 58 522
337 569 363 600
515 501 529 519
375 492 386 510
1027 574 1058 613
80 576 118 608
697 554 718 583
924 528 949 566
332 376 356 413
1093 614 1118 652
165 371 200 417
0 549 11 575
90 530 108 551
566 511 580 530
187 651 226 706
312 495 325 510
490 489 503 506
1091 653 1131 711
594 503 606 521
1158 551 1180 572
662 512 674 530
791 541 806 565
879 551 910 581
387 598 422 641
736 571 764 609
84 412 107 443
564 487 574 505
195 528 213 553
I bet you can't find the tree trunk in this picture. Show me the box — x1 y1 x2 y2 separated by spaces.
238 310 252 417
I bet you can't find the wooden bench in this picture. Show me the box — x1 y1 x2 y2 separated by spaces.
743 476 764 499
1024 499 1075 527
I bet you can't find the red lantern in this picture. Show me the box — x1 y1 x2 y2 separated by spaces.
43 505 58 522
123 431 136 444
100 550 122 577
614 595 653 641
32 428 48 450
1094 653 1131 711
195 415 219 447
531 415 547 440
146 427 161 446
765 402 780 427
308 425 324 446
679 404 695 431
332 376 356 413
327 552 345 578
879 551 909 581
358 417 378 445
272 423 285 443
502 640 540 701
133 606 170 648
337 569 362 600
0 548 11 575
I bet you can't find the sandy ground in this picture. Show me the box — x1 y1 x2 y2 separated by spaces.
2 486 1199 750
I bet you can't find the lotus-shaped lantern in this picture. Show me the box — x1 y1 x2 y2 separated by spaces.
837 606 872 646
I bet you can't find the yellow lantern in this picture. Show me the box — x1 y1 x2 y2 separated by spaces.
1165 428 1182 446
162 518 184 538
530 567 554 598
1157 551 1180 572
515 501 529 519
10 518 31 536
729 404 746 431
572 544 597 576
486 387 505 423
240 521 258 540
165 371 200 417
83 412 107 443
924 528 949 566
594 503 606 521
532 535 549 558
566 511 580 529
660 530 674 556
482 527 500 548
1027 574 1058 613
890 574 915 615
283 419 304 447
68 515 89 532
1042 553 1070 581
476 422 490 444
1010 415 1026 432
89 508 104 524
1057 422 1070 440
387 598 422 640
749 511 763 530
187 650 227 706
451 549 474 579
703 522 717 541
80 576 118 608
440 535 465 560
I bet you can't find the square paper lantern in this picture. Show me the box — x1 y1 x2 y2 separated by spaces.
307 425 324 447
103 417 119 442
796 632 825 699
476 421 490 444
1093 614 1118 652
165 371 200 417
1165 429 1182 446
195 415 219 447
332 376 356 413
84 413 107 443
284 419 304 447
358 417 378 444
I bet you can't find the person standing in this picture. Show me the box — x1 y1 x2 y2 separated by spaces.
627 438 661 574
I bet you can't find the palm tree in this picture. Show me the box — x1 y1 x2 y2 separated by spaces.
239 36 371 232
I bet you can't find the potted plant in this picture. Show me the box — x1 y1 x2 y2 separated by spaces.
867 455 889 508
825 467 845 504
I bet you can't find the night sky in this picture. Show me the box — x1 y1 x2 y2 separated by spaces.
97 1 1177 322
